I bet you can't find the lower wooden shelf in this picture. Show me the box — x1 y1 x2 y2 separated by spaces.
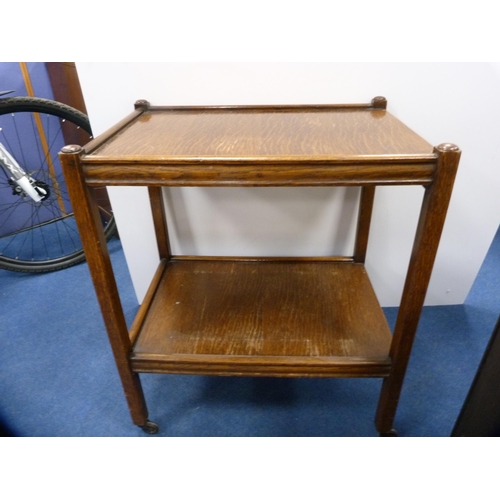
130 258 393 377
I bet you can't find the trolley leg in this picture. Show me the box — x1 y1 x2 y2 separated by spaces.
375 144 461 436
60 145 150 428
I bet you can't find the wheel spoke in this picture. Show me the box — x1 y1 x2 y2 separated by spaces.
0 98 114 271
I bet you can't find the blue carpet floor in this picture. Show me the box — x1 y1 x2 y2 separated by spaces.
1 226 499 437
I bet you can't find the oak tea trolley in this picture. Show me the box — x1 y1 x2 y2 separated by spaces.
60 97 460 436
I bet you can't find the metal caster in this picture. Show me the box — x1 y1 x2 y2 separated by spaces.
379 429 398 437
140 420 159 434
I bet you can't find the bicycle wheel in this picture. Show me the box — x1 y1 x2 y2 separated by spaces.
0 96 116 272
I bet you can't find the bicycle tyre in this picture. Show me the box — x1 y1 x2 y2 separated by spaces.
0 96 116 272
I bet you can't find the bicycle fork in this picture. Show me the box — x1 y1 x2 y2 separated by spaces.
0 142 49 202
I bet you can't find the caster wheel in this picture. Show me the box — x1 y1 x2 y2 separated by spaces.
140 420 159 434
379 429 398 437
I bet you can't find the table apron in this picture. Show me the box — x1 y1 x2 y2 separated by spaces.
82 162 436 187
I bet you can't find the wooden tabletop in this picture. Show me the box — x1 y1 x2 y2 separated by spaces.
89 105 433 162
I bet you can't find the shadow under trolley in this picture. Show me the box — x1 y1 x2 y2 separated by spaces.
59 97 460 436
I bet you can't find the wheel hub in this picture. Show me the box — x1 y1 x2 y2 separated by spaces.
9 177 51 202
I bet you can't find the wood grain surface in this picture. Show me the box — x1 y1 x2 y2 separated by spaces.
90 107 433 160
131 260 392 376
82 162 436 187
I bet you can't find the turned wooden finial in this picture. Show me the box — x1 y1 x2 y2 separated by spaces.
60 144 83 154
371 96 387 109
435 143 460 153
134 99 150 110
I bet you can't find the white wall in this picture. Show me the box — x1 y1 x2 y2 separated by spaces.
76 63 500 306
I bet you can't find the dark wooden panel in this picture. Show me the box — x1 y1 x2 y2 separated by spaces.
131 260 392 376
45 62 88 114
452 316 500 436
45 62 93 147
